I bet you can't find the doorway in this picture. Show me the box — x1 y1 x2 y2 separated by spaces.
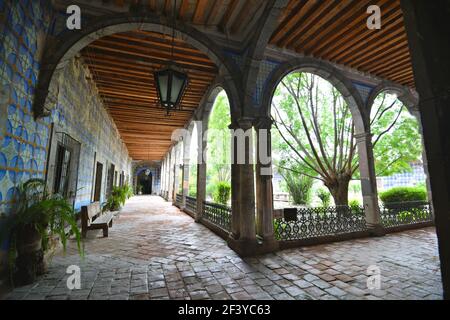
93 162 103 202
138 170 153 195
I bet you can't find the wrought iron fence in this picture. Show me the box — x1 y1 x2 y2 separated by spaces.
175 193 183 205
274 206 367 241
186 196 197 213
380 201 433 228
202 201 231 232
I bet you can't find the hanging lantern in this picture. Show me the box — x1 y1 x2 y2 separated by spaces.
154 0 188 115
154 64 188 114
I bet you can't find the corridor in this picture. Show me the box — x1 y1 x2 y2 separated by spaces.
4 196 442 300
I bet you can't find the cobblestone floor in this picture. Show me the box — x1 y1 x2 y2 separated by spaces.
4 196 443 300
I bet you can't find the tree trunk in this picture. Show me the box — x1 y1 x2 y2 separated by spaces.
325 175 351 206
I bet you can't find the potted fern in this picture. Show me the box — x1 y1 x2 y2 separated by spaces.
0 179 83 286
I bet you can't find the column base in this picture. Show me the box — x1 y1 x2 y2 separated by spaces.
367 224 386 237
227 235 279 257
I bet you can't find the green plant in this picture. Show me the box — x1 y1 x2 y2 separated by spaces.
379 186 427 205
281 171 313 205
0 179 83 286
212 182 231 205
105 186 128 211
105 184 134 211
349 199 361 210
317 188 331 208
188 183 197 197
123 184 133 199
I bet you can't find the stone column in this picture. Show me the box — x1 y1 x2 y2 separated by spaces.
414 111 435 217
254 117 277 250
227 118 258 256
355 132 384 236
168 148 174 202
173 143 181 204
401 0 450 299
181 139 190 210
229 122 241 240
196 120 207 221
160 158 165 196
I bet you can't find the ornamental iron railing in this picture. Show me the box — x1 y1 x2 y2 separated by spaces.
380 201 433 228
175 193 183 205
202 201 231 232
275 202 433 241
274 206 367 241
185 196 197 213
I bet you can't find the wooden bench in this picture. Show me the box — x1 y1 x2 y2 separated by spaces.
81 202 114 238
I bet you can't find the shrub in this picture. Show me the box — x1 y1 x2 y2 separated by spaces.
349 199 361 209
282 171 313 205
105 185 130 211
379 186 427 205
212 182 231 205
317 188 331 207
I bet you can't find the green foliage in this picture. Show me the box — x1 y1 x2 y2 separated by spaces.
348 199 361 211
206 92 232 195
123 184 133 199
379 186 427 205
189 164 197 197
317 188 331 208
371 93 423 177
271 73 424 206
281 169 313 205
105 185 132 211
212 182 231 205
0 179 83 283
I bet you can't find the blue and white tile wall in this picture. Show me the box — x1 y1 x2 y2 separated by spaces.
0 0 132 215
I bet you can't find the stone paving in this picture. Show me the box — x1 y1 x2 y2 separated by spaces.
3 196 443 300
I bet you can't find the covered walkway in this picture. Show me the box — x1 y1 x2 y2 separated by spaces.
4 196 442 300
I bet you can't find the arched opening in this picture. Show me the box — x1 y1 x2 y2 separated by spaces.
188 122 198 197
370 91 430 219
137 169 153 195
205 90 232 206
271 71 361 208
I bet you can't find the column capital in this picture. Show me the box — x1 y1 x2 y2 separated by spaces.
229 117 255 130
254 116 273 130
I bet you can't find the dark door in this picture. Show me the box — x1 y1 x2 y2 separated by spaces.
93 162 103 202
106 164 115 196
138 172 152 195
53 144 72 198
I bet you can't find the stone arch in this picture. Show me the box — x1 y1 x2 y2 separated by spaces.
366 82 431 203
33 13 242 118
367 81 419 116
241 0 289 107
132 160 160 194
261 57 367 134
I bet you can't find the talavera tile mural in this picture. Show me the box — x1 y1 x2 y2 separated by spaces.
0 0 132 215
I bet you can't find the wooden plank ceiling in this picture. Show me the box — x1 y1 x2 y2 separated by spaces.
81 30 217 160
54 0 266 40
271 0 414 87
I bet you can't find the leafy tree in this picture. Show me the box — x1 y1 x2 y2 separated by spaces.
272 72 422 206
212 182 231 205
206 91 231 199
370 93 422 176
280 168 313 205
